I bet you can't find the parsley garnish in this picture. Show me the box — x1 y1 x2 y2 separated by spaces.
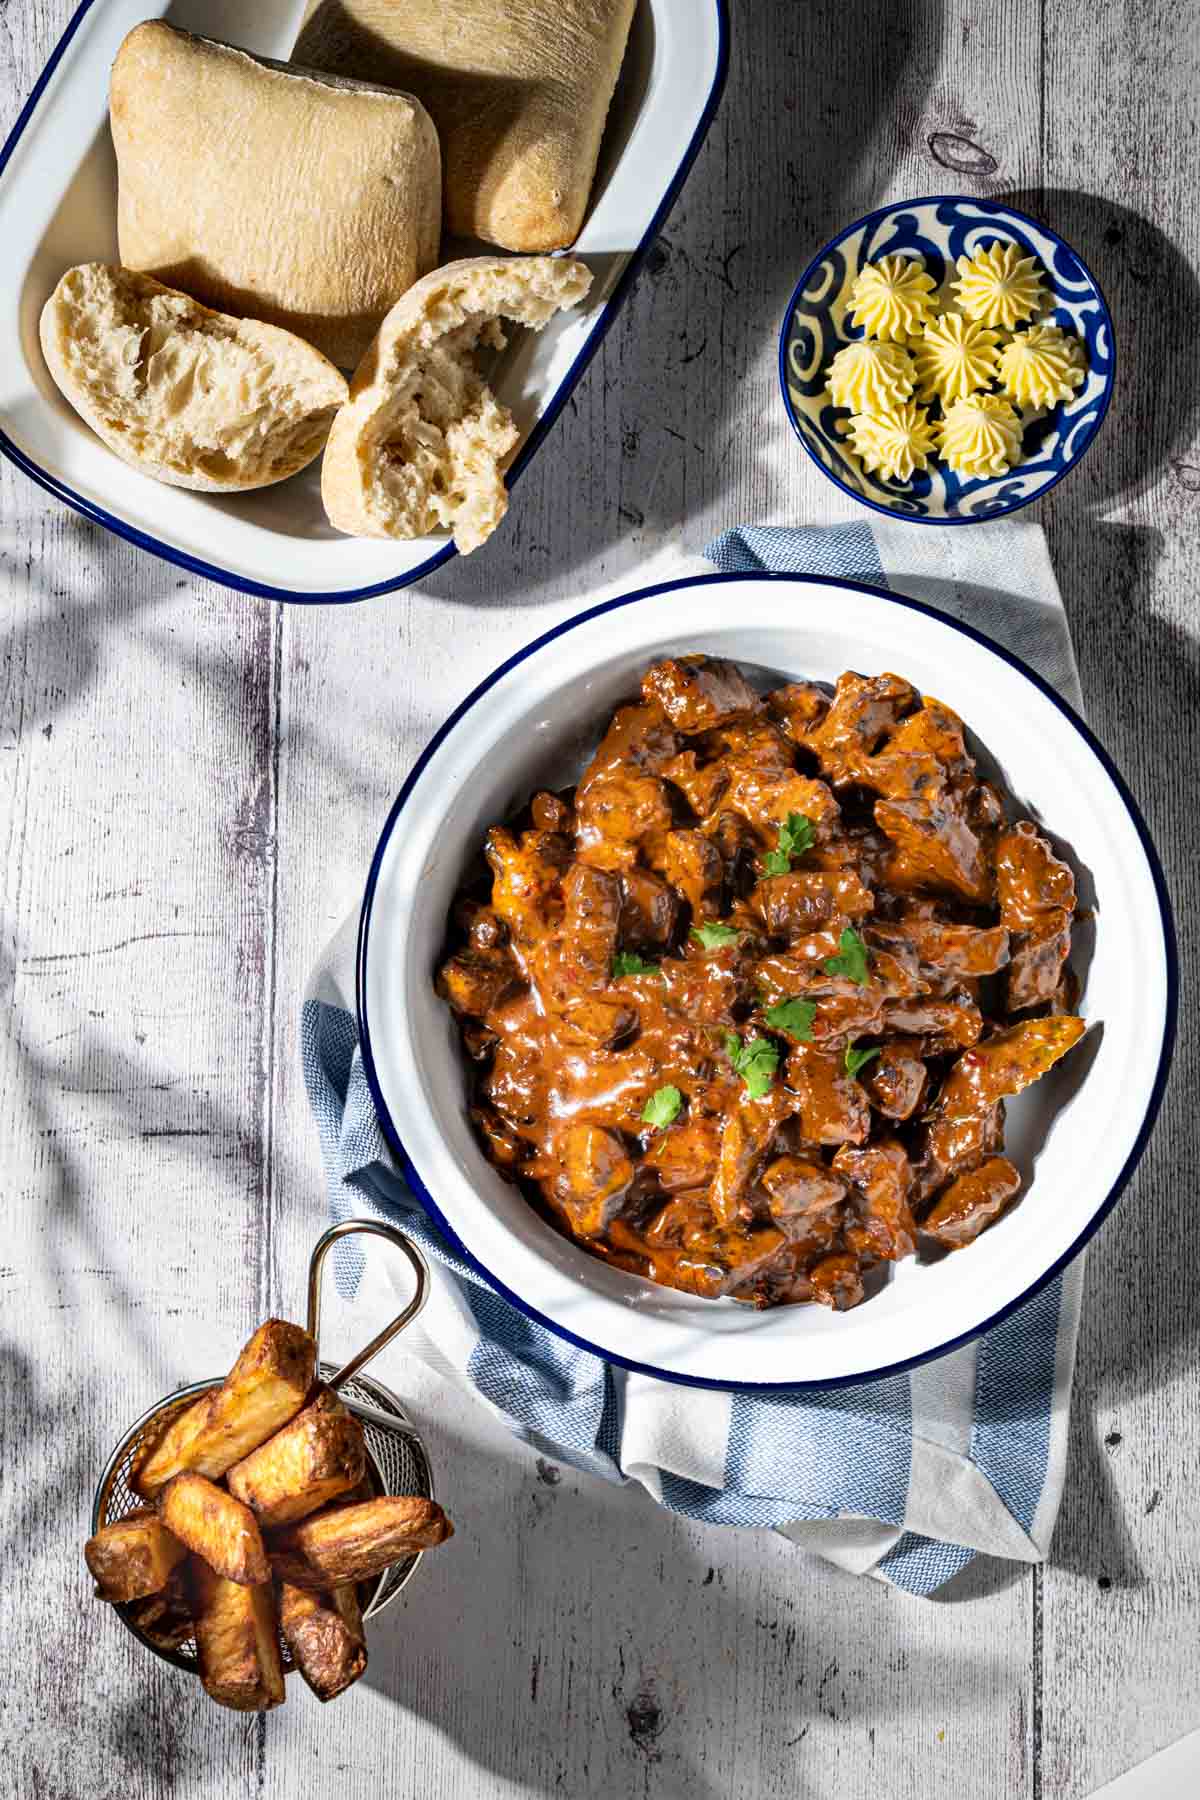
641 1085 683 1128
612 951 661 979
763 811 816 876
763 996 816 1042
691 921 741 950
823 926 870 985
844 1042 881 1079
723 1032 780 1099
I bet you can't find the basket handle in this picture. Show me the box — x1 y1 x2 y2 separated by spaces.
306 1218 429 1390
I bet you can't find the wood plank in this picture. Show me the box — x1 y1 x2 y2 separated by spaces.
253 1346 1036 1800
1034 0 1200 1790
0 7 279 1782
0 495 280 1797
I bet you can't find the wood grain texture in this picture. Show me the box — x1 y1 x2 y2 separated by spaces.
2 0 1198 1795
1035 0 1200 1793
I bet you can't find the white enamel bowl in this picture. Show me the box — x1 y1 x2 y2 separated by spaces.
358 573 1175 1389
0 0 727 600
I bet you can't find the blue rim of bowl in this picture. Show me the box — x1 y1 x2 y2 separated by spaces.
0 0 730 604
776 193 1118 527
356 570 1178 1392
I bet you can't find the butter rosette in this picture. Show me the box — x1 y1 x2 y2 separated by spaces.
939 392 1025 477
826 338 916 412
952 241 1047 330
912 314 1002 404
847 254 938 342
998 324 1087 409
846 402 939 482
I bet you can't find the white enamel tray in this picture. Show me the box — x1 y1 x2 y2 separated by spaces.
0 0 728 601
358 573 1176 1390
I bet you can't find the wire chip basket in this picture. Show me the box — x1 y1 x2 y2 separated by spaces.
91 1219 434 1673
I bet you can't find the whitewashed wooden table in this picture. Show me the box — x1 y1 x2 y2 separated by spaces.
3 2 1198 1795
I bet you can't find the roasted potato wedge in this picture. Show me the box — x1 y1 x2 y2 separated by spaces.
84 1507 187 1602
279 1582 368 1702
227 1387 365 1529
191 1558 285 1712
123 1565 194 1651
132 1319 316 1499
269 1496 453 1589
159 1474 269 1586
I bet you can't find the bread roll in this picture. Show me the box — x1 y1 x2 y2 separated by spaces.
293 0 636 252
40 263 348 493
111 20 441 369
321 255 592 553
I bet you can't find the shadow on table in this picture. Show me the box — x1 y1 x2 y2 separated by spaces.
417 0 942 613
1035 521 1194 1595
1000 189 1200 513
356 1418 1021 1799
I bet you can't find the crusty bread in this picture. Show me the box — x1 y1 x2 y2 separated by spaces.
40 264 349 493
293 0 636 251
111 19 442 369
321 255 592 552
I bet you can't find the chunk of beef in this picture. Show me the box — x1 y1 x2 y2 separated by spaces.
549 1124 636 1239
875 795 992 905
575 771 673 869
485 826 570 947
618 867 680 948
868 918 1010 992
710 1090 793 1227
639 1196 789 1298
557 995 638 1049
880 995 983 1052
642 656 760 733
766 680 831 742
833 1140 917 1261
808 1252 865 1310
530 791 574 834
760 1156 847 1235
723 766 840 840
995 821 1076 1011
923 1016 1085 1181
752 869 873 936
643 1117 721 1194
786 1044 872 1146
453 900 508 952
923 1157 1022 1247
660 949 744 1026
660 748 730 820
470 1105 526 1170
436 952 518 1021
800 672 919 782
862 1037 927 1120
662 828 724 919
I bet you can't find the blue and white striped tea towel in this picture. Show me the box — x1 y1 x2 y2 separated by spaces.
302 518 1084 1596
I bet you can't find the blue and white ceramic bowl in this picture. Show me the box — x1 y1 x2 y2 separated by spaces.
779 195 1115 524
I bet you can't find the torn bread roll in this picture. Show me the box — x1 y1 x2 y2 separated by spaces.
293 0 637 251
40 265 348 493
321 255 592 552
110 19 441 368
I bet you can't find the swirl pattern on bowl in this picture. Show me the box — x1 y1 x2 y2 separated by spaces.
779 196 1114 523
